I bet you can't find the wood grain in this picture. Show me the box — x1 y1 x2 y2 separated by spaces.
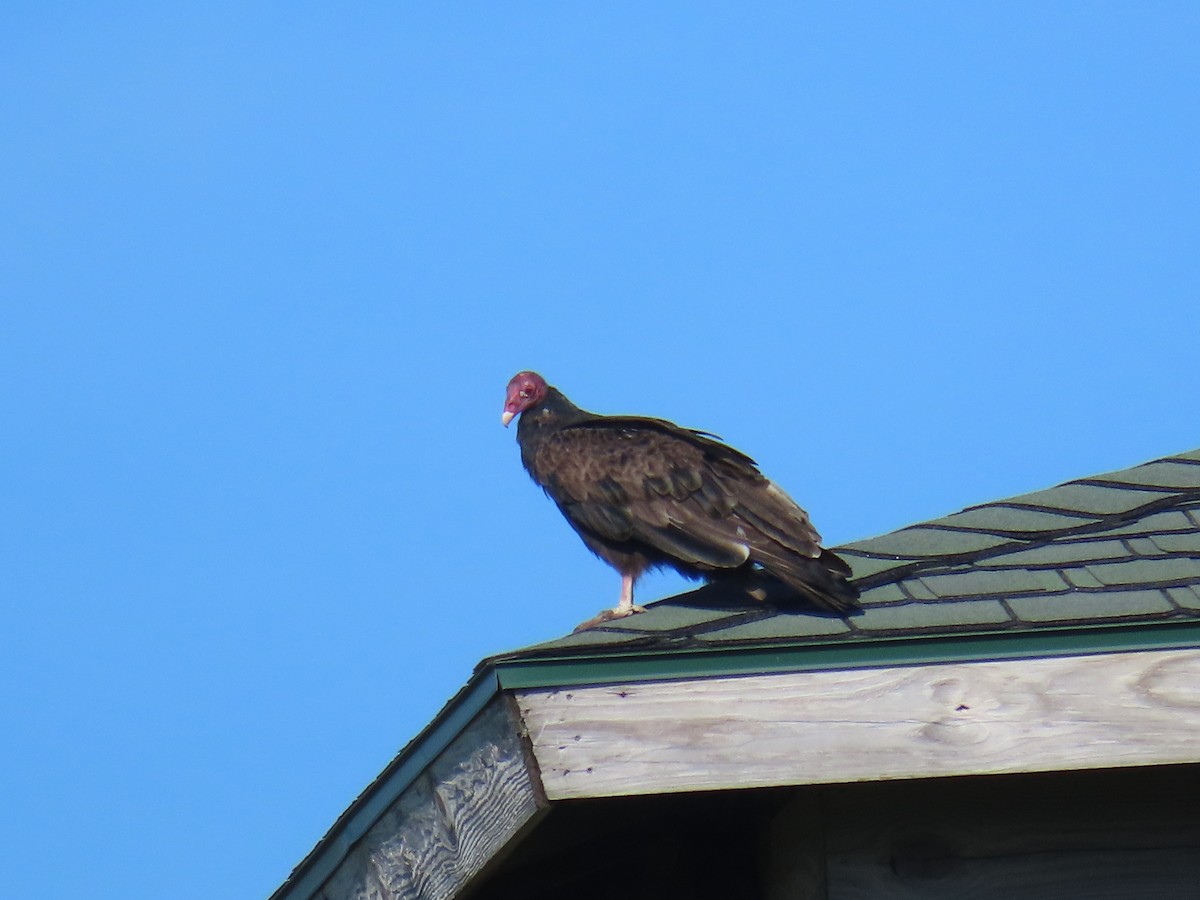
517 648 1200 800
315 697 545 900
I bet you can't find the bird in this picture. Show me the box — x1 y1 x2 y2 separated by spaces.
501 371 860 630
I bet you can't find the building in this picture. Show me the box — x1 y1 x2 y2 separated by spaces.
271 449 1200 899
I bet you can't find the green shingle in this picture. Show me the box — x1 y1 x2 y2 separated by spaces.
1007 589 1173 622
929 505 1088 534
1062 568 1106 589
1098 461 1200 489
1085 557 1200 586
1008 483 1163 516
852 599 1013 632
1167 586 1200 610
522 629 661 652
901 578 939 600
839 553 919 580
973 538 1132 568
857 582 909 605
1124 537 1164 557
1104 510 1197 536
694 614 852 642
1148 533 1200 554
594 603 745 633
841 527 1011 558
918 568 1069 598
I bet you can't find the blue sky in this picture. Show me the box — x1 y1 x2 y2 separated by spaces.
2 4 1197 897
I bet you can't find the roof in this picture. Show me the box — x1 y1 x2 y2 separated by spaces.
272 447 1200 900
488 448 1200 669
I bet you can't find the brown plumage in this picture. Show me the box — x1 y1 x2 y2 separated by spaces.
502 371 859 629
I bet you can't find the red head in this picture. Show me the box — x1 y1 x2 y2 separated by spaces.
502 371 548 427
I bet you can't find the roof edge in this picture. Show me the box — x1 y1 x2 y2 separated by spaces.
491 619 1200 690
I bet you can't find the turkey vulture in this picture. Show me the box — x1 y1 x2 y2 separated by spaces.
502 371 860 629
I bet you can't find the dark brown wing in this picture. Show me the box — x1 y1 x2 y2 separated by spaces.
527 418 857 611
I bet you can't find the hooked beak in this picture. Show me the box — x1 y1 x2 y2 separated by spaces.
501 410 515 427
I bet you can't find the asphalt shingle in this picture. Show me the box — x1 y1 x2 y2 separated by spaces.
1062 568 1106 589
852 599 1014 632
973 539 1133 568
593 604 743 633
1085 557 1200 587
1149 533 1200 554
838 553 919 580
840 527 1011 558
1105 510 1196 536
1007 589 1174 623
1124 537 1164 557
855 582 909 605
1004 483 1165 516
917 568 1070 598
1167 586 1200 611
927 505 1090 534
695 614 853 642
1098 460 1200 489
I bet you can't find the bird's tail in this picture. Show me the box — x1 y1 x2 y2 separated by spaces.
752 547 861 613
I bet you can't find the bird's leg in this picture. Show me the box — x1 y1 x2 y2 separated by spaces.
573 573 647 632
613 573 646 617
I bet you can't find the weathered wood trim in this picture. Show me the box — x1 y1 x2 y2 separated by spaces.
516 647 1200 800
314 696 547 900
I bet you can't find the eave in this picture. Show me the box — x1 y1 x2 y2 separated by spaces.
271 617 1200 900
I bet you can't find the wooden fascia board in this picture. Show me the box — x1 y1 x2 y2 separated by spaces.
307 695 548 900
271 672 502 900
272 683 549 900
515 647 1200 800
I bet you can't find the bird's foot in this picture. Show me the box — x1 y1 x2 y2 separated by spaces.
572 603 647 633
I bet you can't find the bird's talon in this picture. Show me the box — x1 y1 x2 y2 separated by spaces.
572 603 646 632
